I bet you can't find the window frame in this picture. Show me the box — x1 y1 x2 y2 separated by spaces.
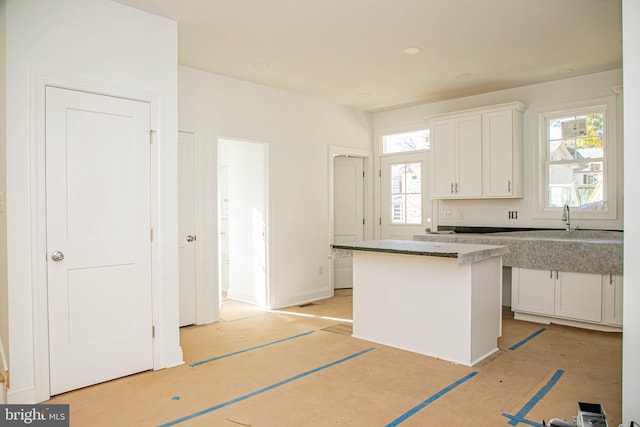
381 129 430 155
535 96 618 220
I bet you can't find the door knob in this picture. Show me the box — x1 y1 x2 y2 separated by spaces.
186 235 196 242
51 251 65 262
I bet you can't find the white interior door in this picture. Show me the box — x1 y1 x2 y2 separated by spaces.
46 86 153 395
380 152 431 239
333 156 364 289
178 131 197 326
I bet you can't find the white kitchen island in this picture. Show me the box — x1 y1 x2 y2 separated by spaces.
331 240 508 366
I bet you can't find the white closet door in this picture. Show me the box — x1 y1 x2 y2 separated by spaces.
46 86 153 395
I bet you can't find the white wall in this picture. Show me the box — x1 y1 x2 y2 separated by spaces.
0 0 9 363
179 66 372 310
4 0 181 403
622 0 640 422
373 70 624 232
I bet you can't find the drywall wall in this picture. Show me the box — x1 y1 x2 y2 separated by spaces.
372 70 624 231
0 0 8 364
4 0 180 403
622 0 640 422
179 66 372 310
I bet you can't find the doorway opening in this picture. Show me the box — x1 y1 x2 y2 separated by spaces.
329 147 370 292
333 155 365 289
217 139 269 308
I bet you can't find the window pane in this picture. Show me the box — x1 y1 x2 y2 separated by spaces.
546 110 607 211
391 195 404 224
383 130 429 154
388 162 421 225
406 194 421 224
391 164 406 195
404 163 421 193
549 162 604 208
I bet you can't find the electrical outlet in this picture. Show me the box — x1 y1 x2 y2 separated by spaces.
508 210 518 220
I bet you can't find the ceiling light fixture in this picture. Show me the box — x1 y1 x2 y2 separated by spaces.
402 47 422 55
556 68 574 75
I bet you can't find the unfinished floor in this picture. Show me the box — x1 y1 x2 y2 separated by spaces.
46 289 622 426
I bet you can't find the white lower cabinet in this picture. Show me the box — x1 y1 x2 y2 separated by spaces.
554 271 602 323
512 268 555 315
604 274 623 326
512 267 622 330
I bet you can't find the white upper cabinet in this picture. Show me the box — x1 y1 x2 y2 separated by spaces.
431 114 482 198
429 102 526 199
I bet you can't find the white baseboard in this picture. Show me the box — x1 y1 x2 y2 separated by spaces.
164 346 185 369
7 384 37 404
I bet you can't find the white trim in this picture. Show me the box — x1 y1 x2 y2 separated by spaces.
30 72 170 402
532 95 618 221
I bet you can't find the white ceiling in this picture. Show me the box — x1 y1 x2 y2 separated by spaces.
114 0 622 112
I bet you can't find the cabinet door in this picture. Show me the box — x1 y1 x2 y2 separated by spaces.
512 267 555 315
430 119 456 198
483 109 515 197
555 271 602 323
604 274 623 326
455 115 482 198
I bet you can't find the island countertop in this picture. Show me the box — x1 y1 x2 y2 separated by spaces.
331 239 509 265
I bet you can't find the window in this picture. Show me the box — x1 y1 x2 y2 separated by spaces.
390 162 421 224
379 129 431 239
383 130 429 154
539 99 616 217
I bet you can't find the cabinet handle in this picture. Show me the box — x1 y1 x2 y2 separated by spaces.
550 270 553 279
556 270 559 279
508 180 512 192
610 274 613 285
451 183 454 194
455 182 459 193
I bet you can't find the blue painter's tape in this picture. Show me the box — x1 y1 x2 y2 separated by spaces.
502 413 544 426
171 396 180 401
159 347 375 427
190 330 316 367
386 371 479 426
505 369 564 426
509 328 547 351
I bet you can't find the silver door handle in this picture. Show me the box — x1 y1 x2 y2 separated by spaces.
186 235 196 242
51 251 64 262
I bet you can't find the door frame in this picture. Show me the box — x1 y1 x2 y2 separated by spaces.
30 74 169 402
328 145 373 292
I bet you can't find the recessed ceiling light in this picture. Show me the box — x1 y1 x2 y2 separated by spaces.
402 47 422 55
455 73 472 79
356 93 371 98
556 68 574 75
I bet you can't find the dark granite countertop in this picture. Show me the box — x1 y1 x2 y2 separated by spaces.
331 239 509 265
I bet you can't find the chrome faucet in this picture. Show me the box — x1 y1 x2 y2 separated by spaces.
562 204 571 231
